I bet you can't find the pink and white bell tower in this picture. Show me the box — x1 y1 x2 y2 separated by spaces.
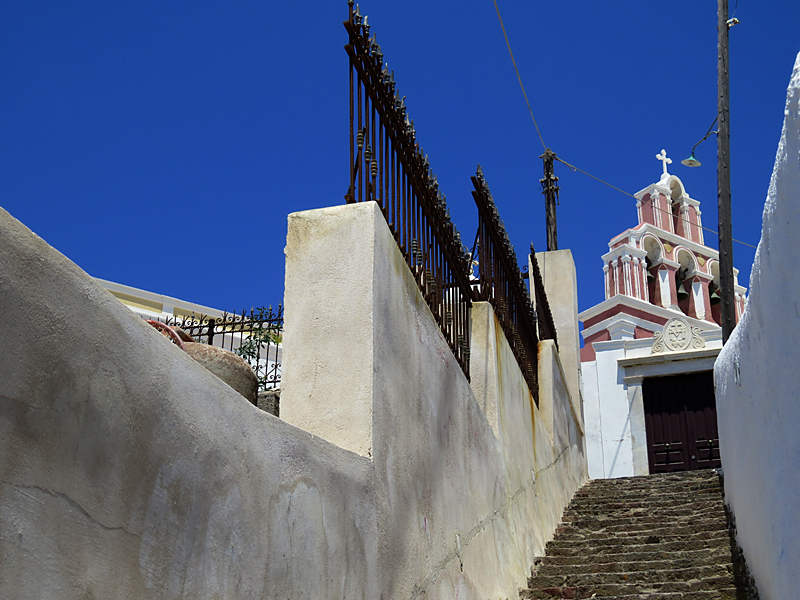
580 150 748 362
579 151 749 481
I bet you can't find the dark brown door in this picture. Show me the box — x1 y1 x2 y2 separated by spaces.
643 372 721 473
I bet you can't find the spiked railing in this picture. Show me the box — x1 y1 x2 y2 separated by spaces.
471 167 542 403
344 2 474 377
528 244 559 348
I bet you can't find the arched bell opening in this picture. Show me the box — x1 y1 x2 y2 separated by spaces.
675 249 696 317
643 235 663 308
709 260 722 325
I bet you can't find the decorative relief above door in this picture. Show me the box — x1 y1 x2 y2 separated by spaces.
652 317 705 353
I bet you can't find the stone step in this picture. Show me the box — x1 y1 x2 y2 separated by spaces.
562 505 726 525
540 544 732 566
520 471 744 600
546 528 730 550
520 588 737 600
570 486 721 504
566 495 725 513
554 519 727 538
586 471 718 485
522 576 737 599
532 562 733 585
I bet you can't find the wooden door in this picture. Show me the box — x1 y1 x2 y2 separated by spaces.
643 371 721 473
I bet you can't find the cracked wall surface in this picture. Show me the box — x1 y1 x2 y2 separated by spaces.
281 202 588 599
1 200 587 599
0 206 378 599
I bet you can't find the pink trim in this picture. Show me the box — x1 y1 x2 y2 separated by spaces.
580 330 611 362
583 304 669 330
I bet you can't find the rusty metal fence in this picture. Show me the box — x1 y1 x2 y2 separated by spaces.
528 244 558 348
472 167 557 404
160 306 283 390
344 3 474 377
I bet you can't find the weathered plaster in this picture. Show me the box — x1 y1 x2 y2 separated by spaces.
714 52 800 600
0 199 587 599
281 201 587 599
0 206 378 599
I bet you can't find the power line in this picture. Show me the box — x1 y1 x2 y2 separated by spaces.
491 1 756 252
492 0 546 151
555 156 758 249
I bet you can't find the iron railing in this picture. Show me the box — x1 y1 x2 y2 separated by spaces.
472 167 545 403
528 244 559 348
161 306 283 390
344 3 474 376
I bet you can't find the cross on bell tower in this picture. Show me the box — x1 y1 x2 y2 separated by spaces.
656 149 672 177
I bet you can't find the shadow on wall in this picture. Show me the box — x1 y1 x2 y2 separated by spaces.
714 51 800 600
0 198 587 599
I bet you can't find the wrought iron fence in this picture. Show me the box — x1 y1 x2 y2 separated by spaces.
528 244 558 348
160 306 283 390
344 3 474 377
471 167 546 403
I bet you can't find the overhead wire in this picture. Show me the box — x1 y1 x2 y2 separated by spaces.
555 157 758 250
491 0 757 252
492 0 546 151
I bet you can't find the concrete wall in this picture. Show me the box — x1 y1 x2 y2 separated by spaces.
534 249 582 429
0 206 378 599
714 52 800 600
281 201 587 599
0 199 587 599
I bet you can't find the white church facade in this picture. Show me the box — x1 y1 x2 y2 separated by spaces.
579 151 747 479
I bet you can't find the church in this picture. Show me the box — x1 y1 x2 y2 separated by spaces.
579 150 747 479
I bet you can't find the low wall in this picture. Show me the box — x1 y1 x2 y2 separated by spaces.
0 206 378 599
714 52 800 600
0 199 587 599
282 201 587 599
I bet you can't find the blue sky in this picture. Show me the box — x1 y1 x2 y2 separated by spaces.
2 1 798 317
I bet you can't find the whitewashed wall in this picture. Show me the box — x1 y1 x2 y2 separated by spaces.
282 201 587 599
715 52 800 600
0 200 587 599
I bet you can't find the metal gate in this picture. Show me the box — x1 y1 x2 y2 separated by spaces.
643 371 721 473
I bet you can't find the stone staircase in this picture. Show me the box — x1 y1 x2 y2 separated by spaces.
522 470 757 600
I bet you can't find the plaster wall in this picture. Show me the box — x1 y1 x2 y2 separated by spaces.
714 52 800 600
0 199 587 599
533 250 583 430
0 206 379 600
281 201 587 599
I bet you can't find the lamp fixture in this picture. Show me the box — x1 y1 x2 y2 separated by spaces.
681 117 718 168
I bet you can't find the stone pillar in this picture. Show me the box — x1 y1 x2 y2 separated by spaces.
657 265 677 309
610 259 619 297
603 263 610 300
621 255 633 297
281 203 379 456
622 375 649 476
640 258 650 302
533 249 582 424
631 257 642 300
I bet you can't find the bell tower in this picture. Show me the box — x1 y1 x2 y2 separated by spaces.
580 150 747 361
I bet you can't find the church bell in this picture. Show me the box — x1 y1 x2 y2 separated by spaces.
710 289 721 305
676 282 689 301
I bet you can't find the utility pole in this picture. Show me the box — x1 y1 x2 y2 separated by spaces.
717 0 736 343
540 148 560 251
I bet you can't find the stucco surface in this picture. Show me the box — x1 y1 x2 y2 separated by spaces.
281 202 587 599
0 206 378 599
534 250 582 426
714 52 800 600
1 199 587 599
